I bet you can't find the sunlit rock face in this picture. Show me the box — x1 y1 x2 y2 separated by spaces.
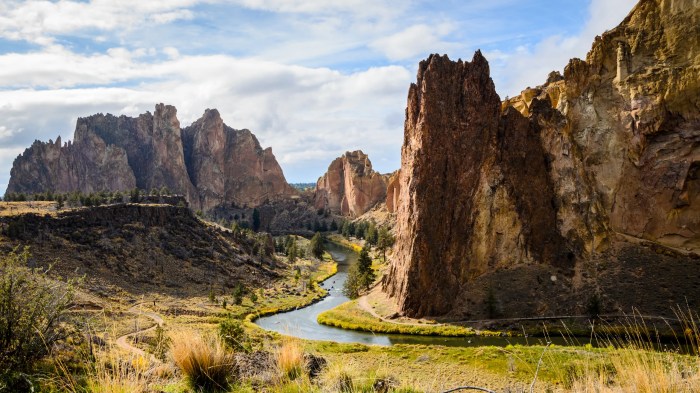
314 150 387 217
385 0 700 319
8 104 296 210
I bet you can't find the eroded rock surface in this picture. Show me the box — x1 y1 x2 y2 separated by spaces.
314 150 387 217
8 104 296 210
384 0 700 319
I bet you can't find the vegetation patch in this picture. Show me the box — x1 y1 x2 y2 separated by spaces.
317 300 476 337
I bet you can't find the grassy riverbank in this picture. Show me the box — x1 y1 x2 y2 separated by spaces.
317 299 479 337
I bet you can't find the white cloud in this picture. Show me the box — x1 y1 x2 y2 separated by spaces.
0 47 410 188
370 23 457 61
163 47 181 59
230 0 404 17
0 0 201 45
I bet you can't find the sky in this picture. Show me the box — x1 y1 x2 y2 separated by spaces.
0 0 637 195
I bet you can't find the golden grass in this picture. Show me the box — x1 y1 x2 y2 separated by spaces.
565 308 700 392
567 347 700 392
317 300 477 337
169 329 235 392
276 339 305 381
0 201 58 217
85 354 153 393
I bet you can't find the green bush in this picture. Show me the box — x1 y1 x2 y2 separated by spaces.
0 247 76 388
219 317 250 352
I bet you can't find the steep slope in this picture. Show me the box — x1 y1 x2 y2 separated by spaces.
7 104 296 211
384 0 700 319
182 109 296 211
314 150 387 217
0 203 276 295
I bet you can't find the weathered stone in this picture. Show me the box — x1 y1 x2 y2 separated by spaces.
313 150 387 217
182 108 296 210
384 0 700 319
385 170 400 214
8 104 296 211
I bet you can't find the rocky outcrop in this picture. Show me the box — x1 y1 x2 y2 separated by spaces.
7 104 296 210
314 151 387 217
7 135 136 195
384 0 700 319
385 170 400 214
182 109 296 210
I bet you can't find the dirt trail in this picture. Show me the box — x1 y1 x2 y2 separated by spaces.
115 303 164 359
357 286 446 327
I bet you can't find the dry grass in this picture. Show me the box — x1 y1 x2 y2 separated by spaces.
565 308 700 392
0 201 58 217
85 353 153 393
169 329 235 392
568 347 700 392
276 339 305 381
319 362 355 392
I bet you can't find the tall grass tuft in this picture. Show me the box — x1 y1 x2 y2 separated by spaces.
86 354 152 393
564 307 700 392
170 330 235 392
276 339 305 381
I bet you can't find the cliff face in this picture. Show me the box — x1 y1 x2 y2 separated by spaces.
314 150 387 217
7 104 296 210
385 170 400 214
181 109 296 210
384 0 700 318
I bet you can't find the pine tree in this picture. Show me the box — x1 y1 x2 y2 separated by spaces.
309 232 324 259
357 243 375 290
377 227 395 262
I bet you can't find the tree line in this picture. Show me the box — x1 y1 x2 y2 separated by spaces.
2 187 181 209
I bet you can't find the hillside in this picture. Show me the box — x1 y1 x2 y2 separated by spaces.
0 202 278 297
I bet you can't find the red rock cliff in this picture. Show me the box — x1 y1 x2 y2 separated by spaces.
384 0 700 319
314 150 387 217
8 104 296 210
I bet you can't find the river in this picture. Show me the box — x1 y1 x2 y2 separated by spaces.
255 241 570 347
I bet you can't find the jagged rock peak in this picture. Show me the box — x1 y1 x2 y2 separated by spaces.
384 0 700 320
7 104 296 210
314 150 387 217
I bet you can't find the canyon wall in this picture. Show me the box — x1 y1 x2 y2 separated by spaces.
7 104 296 211
314 150 387 217
384 0 700 319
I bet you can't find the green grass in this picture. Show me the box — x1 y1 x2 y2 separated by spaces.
317 300 477 337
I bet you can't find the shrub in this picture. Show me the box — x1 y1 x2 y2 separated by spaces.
219 317 249 352
232 283 245 305
149 325 171 362
0 247 76 387
170 330 235 392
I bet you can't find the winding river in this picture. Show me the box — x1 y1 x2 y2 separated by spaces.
255 242 567 347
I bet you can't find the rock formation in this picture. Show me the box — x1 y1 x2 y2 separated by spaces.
384 0 700 319
385 170 400 214
7 104 296 210
314 151 387 217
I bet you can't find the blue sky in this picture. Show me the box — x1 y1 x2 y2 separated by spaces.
0 0 636 195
